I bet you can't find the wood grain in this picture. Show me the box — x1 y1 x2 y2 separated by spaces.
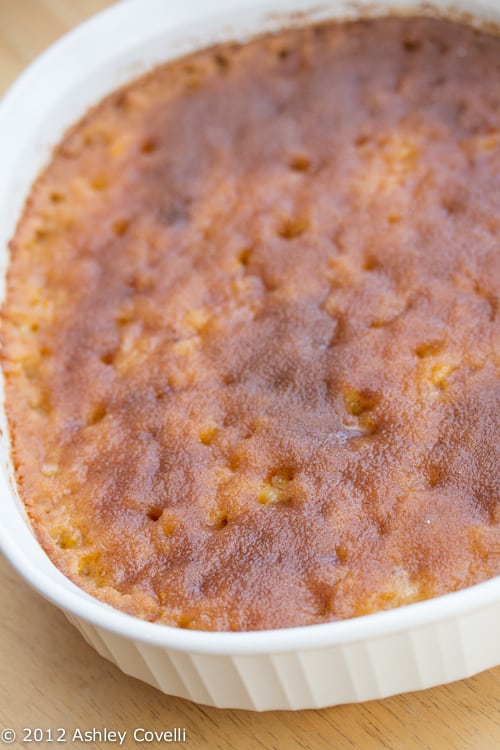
0 2 499 749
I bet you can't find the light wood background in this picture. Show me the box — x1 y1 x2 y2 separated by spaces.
0 2 499 749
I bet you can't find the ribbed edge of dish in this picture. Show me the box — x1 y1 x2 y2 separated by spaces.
65 597 500 709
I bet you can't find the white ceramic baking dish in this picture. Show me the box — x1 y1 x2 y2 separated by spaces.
0 0 499 712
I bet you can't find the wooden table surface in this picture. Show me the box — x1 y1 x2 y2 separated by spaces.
0 2 499 749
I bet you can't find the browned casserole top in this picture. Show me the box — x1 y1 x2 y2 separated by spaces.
2 16 499 631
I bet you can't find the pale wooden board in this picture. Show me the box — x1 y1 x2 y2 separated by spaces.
0 0 109 91
0 3 499 749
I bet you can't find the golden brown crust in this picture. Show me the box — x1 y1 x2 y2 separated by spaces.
2 17 499 630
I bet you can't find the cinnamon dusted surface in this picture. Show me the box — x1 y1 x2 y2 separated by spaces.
2 16 499 631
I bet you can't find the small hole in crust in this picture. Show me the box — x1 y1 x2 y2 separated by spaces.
116 307 134 326
416 341 444 358
344 388 379 416
427 463 445 487
313 25 327 37
314 590 332 618
147 507 162 522
214 52 230 71
355 134 370 148
113 91 130 110
162 518 175 536
261 274 279 293
430 363 454 390
29 391 51 414
86 404 107 426
278 217 309 239
237 248 252 266
141 138 157 154
78 553 106 586
199 425 217 446
403 37 421 52
50 192 64 203
289 153 311 172
100 351 116 366
278 47 290 60
210 513 229 530
335 545 348 563
35 229 50 243
377 519 391 536
278 467 295 482
91 174 108 191
363 255 379 272
258 469 294 505
113 219 129 236
183 63 203 90
54 526 82 550
442 196 465 216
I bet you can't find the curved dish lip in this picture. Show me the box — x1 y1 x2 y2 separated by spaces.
2 523 500 655
0 0 499 658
